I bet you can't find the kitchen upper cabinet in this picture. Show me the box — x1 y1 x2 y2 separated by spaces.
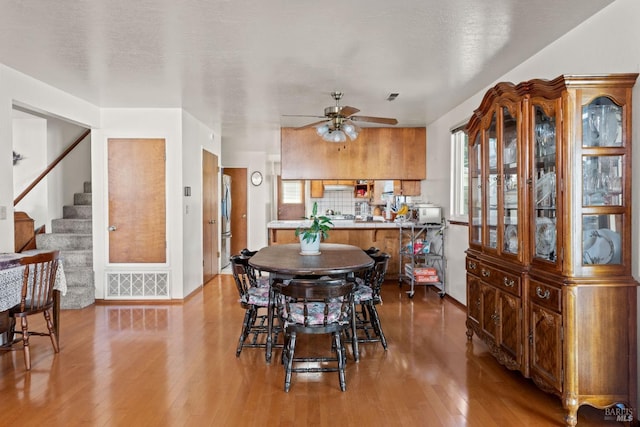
310 180 324 198
310 180 357 198
393 180 421 196
281 127 426 180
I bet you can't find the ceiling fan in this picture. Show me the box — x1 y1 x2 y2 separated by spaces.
284 91 398 142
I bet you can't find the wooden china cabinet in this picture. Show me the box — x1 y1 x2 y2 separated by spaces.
465 74 638 426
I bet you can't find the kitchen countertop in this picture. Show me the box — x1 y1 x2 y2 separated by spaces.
267 219 402 229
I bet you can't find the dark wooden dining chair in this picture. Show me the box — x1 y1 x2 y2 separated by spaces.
272 277 355 392
3 250 60 370
230 255 274 356
239 248 269 287
352 252 390 349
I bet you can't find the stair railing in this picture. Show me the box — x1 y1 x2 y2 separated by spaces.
13 129 91 206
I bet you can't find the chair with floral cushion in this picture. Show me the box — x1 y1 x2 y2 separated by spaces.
230 255 273 356
352 252 390 349
239 248 269 288
272 277 355 392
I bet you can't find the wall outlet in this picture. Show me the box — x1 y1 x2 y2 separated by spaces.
0 206 6 220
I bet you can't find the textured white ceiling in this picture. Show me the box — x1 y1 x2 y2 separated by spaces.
0 0 614 150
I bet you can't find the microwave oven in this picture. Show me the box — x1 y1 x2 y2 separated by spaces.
414 204 442 224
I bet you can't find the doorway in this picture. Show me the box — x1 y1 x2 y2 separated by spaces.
224 168 248 256
203 150 219 283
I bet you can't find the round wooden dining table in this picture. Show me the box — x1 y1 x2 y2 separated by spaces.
249 243 374 363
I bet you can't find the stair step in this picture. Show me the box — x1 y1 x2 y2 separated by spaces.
37 233 92 250
39 181 95 309
52 218 92 234
60 286 95 310
63 267 95 286
60 249 93 268
63 205 92 219
73 193 92 206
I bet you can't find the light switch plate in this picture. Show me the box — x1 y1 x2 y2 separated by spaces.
0 206 6 220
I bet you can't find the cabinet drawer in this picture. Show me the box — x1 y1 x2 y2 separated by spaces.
466 257 481 276
529 281 561 312
478 264 521 296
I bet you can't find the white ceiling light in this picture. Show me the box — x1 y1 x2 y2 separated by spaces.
316 119 359 143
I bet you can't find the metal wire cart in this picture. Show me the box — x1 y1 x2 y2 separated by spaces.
398 220 446 298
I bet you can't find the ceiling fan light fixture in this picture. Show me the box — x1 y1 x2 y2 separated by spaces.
342 122 359 140
316 123 330 137
324 129 347 143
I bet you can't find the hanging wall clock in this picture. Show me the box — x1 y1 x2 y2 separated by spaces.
251 171 263 186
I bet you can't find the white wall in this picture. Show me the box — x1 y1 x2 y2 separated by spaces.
181 110 221 296
92 109 185 299
91 109 218 300
46 116 91 229
12 117 48 227
221 125 280 251
0 64 100 252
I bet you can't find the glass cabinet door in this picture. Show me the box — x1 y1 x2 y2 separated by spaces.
533 105 557 262
581 96 624 266
470 132 482 245
502 107 518 255
486 113 498 249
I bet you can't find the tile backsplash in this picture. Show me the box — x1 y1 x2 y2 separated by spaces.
311 190 357 216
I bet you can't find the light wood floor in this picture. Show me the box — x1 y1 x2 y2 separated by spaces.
0 274 626 426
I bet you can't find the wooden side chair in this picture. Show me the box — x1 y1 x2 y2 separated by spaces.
230 255 273 356
239 248 269 288
352 253 390 349
4 251 60 370
272 277 355 392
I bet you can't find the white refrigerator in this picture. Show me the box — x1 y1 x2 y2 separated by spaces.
221 174 232 268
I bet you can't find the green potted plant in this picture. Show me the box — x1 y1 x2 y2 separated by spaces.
295 201 333 255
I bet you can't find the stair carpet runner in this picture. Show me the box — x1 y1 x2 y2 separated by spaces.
36 181 94 309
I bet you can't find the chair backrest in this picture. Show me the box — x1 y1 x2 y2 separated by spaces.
230 255 253 299
240 248 258 257
273 278 354 329
17 250 60 313
363 246 379 256
366 253 390 298
239 248 263 280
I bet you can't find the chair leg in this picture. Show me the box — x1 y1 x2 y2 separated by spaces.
350 304 359 362
43 309 59 353
236 308 253 357
335 331 346 392
20 316 31 371
367 304 388 350
284 332 296 392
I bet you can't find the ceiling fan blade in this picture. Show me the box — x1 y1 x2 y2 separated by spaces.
338 106 360 117
296 119 330 130
282 114 326 118
350 115 398 125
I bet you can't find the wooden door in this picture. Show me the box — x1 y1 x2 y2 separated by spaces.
108 138 166 263
203 150 219 282
277 177 305 220
498 291 522 367
467 275 481 326
530 302 563 393
480 283 497 341
224 168 247 255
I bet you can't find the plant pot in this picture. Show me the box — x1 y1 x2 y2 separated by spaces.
299 233 321 255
